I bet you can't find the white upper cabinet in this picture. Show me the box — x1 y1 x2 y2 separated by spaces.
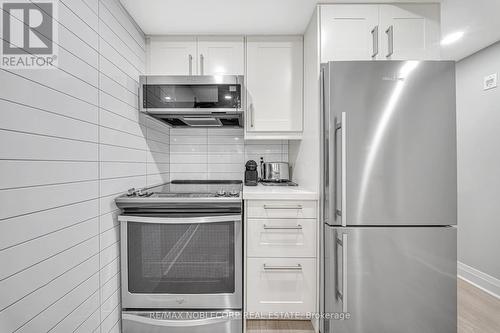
147 36 244 75
320 4 440 62
245 36 303 139
379 4 440 60
197 36 244 75
321 5 380 61
147 36 197 75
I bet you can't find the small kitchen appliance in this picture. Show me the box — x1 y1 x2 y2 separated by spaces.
244 160 258 186
260 158 290 183
139 75 244 127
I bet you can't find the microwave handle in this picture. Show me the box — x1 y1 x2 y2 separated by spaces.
188 54 193 75
118 215 241 224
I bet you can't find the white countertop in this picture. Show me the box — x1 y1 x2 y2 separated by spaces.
242 183 318 200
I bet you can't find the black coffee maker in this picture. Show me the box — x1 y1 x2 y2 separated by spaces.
245 160 258 186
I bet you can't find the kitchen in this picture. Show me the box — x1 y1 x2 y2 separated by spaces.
0 0 499 333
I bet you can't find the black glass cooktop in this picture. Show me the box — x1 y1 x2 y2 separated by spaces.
147 180 243 198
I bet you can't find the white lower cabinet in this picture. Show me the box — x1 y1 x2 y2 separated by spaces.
247 219 316 257
246 258 316 315
246 200 317 219
245 199 318 319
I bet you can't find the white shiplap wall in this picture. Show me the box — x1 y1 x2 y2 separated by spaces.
0 0 169 332
170 128 288 180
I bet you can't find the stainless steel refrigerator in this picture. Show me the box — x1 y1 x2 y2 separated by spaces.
321 61 457 333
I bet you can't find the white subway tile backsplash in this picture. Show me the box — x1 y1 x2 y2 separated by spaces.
170 144 208 154
170 153 206 164
170 172 208 181
170 128 208 136
207 164 243 173
207 135 244 145
207 144 244 154
208 154 245 164
169 128 288 181
170 163 207 173
170 136 207 145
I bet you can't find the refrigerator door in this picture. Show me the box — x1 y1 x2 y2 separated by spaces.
324 226 457 333
325 61 457 226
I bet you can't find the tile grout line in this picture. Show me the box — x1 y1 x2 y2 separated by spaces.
97 1 102 331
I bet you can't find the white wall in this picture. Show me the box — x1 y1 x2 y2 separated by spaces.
0 0 169 332
169 128 288 180
289 8 320 192
457 41 500 283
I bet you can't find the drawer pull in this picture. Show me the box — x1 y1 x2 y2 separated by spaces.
263 264 302 271
263 224 303 230
263 205 303 210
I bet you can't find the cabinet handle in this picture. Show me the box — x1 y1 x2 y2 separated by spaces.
385 25 394 58
200 54 204 75
263 224 303 230
250 103 254 128
263 204 303 210
188 54 193 75
371 25 379 58
263 264 302 271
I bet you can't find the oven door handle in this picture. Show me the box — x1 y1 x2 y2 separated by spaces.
122 313 232 327
118 215 242 224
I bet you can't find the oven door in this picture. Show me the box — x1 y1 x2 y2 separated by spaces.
119 215 242 309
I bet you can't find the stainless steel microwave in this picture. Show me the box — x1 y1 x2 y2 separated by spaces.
139 75 245 127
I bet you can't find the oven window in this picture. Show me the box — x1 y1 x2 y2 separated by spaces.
143 84 241 109
127 222 235 294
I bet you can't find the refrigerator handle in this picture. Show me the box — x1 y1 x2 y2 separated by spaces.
336 112 347 227
336 232 348 313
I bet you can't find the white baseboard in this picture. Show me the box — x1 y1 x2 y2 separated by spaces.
458 261 500 299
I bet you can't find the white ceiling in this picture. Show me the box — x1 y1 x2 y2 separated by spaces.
121 0 500 61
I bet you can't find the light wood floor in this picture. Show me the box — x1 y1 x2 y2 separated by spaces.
458 278 500 333
246 278 500 332
247 320 314 332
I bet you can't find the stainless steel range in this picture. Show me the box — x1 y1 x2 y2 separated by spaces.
116 180 243 333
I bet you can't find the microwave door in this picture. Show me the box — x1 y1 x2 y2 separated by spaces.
140 77 244 113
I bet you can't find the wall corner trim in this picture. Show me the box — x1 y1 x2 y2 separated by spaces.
458 261 500 300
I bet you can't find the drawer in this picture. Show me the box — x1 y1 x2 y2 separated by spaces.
246 200 317 219
246 257 316 315
247 219 316 257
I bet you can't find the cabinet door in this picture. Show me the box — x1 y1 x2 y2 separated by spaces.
320 5 380 61
197 36 244 75
379 4 440 60
246 258 316 315
246 219 317 258
147 36 197 75
246 36 303 134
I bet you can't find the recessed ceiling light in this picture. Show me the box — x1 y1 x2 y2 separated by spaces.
441 31 465 46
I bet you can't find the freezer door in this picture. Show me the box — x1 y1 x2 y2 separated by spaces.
327 61 457 226
324 226 457 333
